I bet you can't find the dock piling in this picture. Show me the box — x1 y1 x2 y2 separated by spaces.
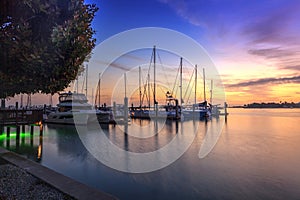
224 102 228 122
39 125 43 136
6 127 10 137
16 126 20 140
30 125 34 135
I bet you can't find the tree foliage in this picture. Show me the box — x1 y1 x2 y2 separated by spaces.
0 0 98 98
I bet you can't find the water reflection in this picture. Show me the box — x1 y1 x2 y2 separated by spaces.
0 126 43 162
1 109 300 200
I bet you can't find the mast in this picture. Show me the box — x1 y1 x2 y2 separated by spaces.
203 68 206 102
124 73 128 123
148 73 150 109
210 80 213 105
92 88 94 107
153 46 156 108
194 65 197 105
180 57 183 107
76 76 79 93
85 64 88 97
139 66 142 108
124 73 127 98
98 72 101 107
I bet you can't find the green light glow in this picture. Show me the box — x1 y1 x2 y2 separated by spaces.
0 132 32 141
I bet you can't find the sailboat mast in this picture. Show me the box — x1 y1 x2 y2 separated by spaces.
124 73 127 98
195 65 197 105
153 46 156 107
76 76 79 94
85 64 88 97
210 80 213 105
92 88 94 107
148 73 150 109
139 66 142 108
180 57 183 107
98 73 101 107
203 68 206 102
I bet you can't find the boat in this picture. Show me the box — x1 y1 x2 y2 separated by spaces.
130 47 183 120
130 66 151 119
129 48 155 120
182 66 211 120
45 92 109 125
160 91 181 120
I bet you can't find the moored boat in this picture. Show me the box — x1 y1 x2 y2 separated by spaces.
45 92 109 125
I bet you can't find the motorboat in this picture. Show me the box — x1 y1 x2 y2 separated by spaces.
45 92 109 125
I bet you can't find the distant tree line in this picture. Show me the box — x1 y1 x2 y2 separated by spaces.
0 0 98 98
242 102 300 108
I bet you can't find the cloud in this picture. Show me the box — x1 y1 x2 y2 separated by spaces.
93 59 130 71
248 47 296 59
156 0 212 27
226 75 300 88
241 2 300 44
280 65 300 71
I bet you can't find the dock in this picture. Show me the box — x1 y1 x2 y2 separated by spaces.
0 108 44 138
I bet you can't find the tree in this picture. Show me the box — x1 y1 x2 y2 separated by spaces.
0 0 98 98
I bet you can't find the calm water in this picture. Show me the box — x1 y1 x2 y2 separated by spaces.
1 108 300 200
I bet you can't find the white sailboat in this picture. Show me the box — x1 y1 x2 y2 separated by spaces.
182 66 211 120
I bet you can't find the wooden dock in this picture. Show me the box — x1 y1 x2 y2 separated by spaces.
0 109 44 137
0 109 43 126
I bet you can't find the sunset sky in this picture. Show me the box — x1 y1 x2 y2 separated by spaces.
8 0 300 106
84 0 300 106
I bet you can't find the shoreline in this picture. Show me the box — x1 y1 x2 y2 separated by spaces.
0 147 117 200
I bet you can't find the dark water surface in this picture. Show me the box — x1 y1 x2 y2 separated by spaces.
1 108 300 200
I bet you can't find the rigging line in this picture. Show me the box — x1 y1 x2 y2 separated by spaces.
183 68 195 100
141 70 149 106
81 72 86 93
186 78 195 105
171 63 180 96
158 85 166 98
94 79 99 106
157 51 171 89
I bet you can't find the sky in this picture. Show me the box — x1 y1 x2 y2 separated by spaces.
8 0 300 106
86 0 300 106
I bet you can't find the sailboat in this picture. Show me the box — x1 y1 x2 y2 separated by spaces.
93 72 113 124
182 66 211 120
130 46 182 120
130 66 151 119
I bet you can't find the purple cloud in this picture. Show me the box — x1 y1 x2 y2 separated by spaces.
226 75 300 88
248 47 296 59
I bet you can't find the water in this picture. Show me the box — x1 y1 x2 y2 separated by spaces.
1 108 300 200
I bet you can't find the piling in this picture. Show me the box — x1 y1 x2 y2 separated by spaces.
16 126 20 141
6 127 11 137
30 125 34 135
39 125 43 136
124 97 128 123
22 125 25 133
224 102 228 121
113 102 116 120
175 99 179 119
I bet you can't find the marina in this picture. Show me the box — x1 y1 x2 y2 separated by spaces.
2 1 300 199
1 108 300 199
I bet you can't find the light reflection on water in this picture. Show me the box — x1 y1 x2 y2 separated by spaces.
1 108 300 200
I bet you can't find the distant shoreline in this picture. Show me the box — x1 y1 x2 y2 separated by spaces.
230 107 300 109
229 102 300 109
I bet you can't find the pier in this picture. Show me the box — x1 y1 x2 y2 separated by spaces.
0 108 44 138
0 108 43 126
